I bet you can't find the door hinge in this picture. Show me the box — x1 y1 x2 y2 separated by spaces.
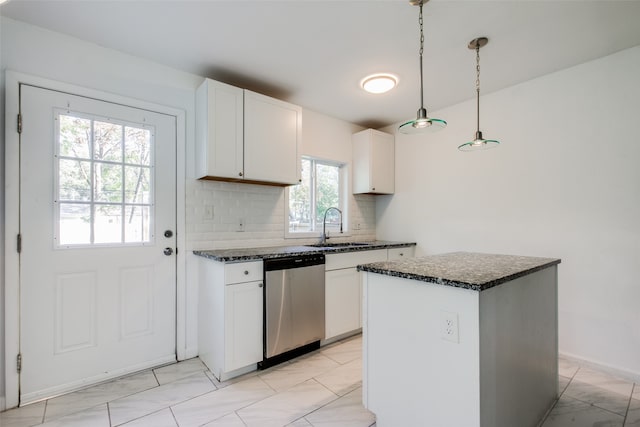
17 353 22 373
17 113 22 134
17 233 22 253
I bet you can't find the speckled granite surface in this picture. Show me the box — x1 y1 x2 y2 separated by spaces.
194 241 416 262
357 252 560 291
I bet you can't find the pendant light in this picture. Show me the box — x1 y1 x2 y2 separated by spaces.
458 37 500 151
399 0 446 134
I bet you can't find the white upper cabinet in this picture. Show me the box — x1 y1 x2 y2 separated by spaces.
196 79 244 180
352 129 395 194
195 78 301 186
244 90 301 185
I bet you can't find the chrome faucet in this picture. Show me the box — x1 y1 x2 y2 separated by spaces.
320 207 343 244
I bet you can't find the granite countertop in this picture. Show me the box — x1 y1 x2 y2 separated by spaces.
357 252 561 291
193 241 416 262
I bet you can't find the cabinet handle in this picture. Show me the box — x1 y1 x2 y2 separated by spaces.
239 172 243 177
258 283 263 288
372 187 376 191
399 253 404 257
244 270 249 275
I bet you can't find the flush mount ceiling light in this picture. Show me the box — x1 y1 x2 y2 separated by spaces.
399 0 446 135
361 73 398 94
458 37 500 151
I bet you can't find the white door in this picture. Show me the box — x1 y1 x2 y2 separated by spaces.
19 84 177 404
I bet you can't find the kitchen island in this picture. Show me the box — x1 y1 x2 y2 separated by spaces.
358 252 561 427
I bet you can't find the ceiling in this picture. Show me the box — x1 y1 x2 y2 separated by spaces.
2 0 640 129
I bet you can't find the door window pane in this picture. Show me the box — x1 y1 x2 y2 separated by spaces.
94 163 123 203
94 205 123 244
56 111 154 247
125 126 151 166
125 167 151 203
59 159 91 201
125 206 150 243
59 115 91 159
58 203 91 245
93 120 122 163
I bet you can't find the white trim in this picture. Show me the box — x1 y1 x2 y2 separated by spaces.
559 351 640 384
3 70 188 408
284 156 349 240
20 354 176 405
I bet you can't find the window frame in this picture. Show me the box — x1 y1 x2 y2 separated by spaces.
284 156 348 239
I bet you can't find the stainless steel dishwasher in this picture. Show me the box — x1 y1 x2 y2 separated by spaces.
260 254 325 368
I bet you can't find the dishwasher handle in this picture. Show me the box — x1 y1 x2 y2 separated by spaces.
264 254 325 271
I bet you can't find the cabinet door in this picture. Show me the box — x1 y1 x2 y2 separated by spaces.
352 129 394 194
370 131 394 194
243 90 301 185
325 267 361 340
224 281 263 372
195 79 244 179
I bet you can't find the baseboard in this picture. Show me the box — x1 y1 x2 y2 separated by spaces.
559 351 640 383
320 329 362 347
184 346 199 361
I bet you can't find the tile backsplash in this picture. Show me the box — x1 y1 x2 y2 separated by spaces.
186 179 377 250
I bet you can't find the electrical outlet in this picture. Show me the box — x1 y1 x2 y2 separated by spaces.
204 205 214 220
440 311 459 343
237 218 245 232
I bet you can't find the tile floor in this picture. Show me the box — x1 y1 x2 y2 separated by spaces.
1 335 638 427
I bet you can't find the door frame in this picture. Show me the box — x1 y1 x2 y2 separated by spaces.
4 70 187 409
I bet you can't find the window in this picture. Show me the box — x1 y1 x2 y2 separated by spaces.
287 157 345 236
54 110 154 247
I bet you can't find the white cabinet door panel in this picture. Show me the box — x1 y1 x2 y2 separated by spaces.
224 281 264 372
244 90 301 185
195 79 244 179
325 268 361 340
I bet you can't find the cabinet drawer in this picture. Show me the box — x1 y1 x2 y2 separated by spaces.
388 247 415 261
325 249 387 271
225 261 263 284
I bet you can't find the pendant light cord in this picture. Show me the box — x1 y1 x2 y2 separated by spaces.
418 1 424 110
475 44 481 134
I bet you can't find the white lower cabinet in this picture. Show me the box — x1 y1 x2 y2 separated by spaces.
324 249 387 341
324 247 416 341
224 280 263 372
199 260 263 381
325 268 361 339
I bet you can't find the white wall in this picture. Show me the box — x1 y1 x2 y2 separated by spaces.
377 46 640 379
0 17 375 408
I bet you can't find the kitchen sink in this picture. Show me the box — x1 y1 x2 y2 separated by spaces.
307 242 372 248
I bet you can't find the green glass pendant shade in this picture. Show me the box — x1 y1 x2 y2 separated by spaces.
399 108 447 134
458 131 500 151
399 1 446 135
459 37 500 152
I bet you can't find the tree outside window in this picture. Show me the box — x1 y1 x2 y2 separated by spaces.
288 157 343 234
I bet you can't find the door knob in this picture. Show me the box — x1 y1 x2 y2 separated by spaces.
164 230 173 238
164 247 174 256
